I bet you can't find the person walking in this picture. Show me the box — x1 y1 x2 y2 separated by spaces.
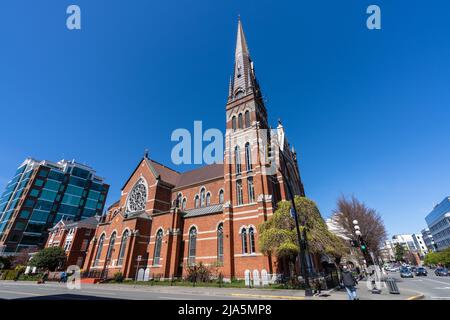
341 265 359 300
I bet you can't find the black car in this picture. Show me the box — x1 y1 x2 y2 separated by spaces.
415 267 428 276
435 267 449 277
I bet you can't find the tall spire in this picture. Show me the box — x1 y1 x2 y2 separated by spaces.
228 18 260 103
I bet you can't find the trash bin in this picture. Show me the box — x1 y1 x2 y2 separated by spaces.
385 277 400 294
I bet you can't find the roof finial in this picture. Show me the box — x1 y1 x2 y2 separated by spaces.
144 148 149 159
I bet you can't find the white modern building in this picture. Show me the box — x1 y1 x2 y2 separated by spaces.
380 240 395 262
391 234 417 251
412 233 428 257
421 228 436 251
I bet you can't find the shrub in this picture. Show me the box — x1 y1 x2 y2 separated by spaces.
18 273 44 281
0 270 19 280
113 272 124 283
15 265 26 274
185 262 216 283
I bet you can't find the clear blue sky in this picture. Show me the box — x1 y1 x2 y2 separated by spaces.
1 1 449 237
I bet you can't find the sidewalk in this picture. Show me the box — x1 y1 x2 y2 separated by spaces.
97 282 424 300
324 283 424 300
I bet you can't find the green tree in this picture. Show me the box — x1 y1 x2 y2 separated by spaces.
424 248 450 267
29 247 67 271
394 243 406 262
259 196 346 275
424 251 440 266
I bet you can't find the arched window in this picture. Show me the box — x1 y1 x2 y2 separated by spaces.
217 223 224 263
235 146 241 175
93 234 105 266
241 228 248 254
182 198 187 210
245 110 251 128
219 190 224 204
249 227 256 253
106 232 116 264
188 227 197 266
245 142 252 172
206 192 211 206
200 188 206 207
117 230 129 266
232 116 237 131
236 180 243 205
194 195 199 208
238 113 243 129
247 177 255 203
153 229 163 265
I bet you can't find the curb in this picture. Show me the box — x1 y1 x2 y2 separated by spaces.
231 293 305 300
406 294 425 300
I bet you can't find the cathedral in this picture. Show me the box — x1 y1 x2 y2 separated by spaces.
81 19 305 281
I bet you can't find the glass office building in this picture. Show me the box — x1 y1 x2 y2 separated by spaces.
0 158 109 255
425 197 450 251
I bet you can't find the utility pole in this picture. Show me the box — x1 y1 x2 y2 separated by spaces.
278 152 312 296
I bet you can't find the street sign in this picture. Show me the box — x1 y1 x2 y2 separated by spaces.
137 255 142 262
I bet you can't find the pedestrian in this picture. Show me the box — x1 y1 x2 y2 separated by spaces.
59 271 67 283
341 265 359 300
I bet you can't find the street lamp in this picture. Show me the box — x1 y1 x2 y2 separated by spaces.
352 220 373 266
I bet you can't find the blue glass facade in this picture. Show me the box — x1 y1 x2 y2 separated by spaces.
425 197 450 251
0 158 109 254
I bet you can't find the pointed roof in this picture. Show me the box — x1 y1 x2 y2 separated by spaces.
236 17 250 58
66 215 101 229
121 156 180 190
228 18 261 103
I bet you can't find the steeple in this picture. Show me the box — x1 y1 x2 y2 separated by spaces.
228 18 261 103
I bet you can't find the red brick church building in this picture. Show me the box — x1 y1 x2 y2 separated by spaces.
81 19 305 281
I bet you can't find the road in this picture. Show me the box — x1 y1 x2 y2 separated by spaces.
0 281 293 300
0 281 257 300
386 268 450 300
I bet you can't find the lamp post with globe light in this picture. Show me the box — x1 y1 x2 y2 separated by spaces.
353 220 374 266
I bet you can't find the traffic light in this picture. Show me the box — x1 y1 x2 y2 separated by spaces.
360 244 367 252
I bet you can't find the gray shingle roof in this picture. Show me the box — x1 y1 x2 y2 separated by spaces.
124 210 152 220
175 164 224 188
182 204 223 218
65 215 100 229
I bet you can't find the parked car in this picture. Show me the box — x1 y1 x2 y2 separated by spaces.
400 267 414 278
410 266 417 273
435 267 449 277
415 267 428 276
390 266 400 272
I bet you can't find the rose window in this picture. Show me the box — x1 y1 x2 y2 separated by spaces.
126 179 147 213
